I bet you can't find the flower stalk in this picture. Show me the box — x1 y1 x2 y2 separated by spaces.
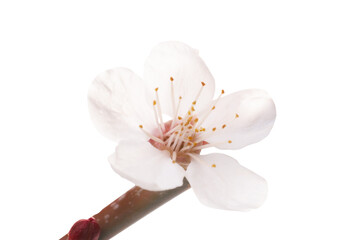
60 179 190 240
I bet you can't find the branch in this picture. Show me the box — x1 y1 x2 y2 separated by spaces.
60 179 190 240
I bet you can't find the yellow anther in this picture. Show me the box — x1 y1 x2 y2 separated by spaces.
172 160 176 164
235 113 239 118
179 96 182 100
222 124 227 129
155 87 159 91
212 164 216 168
228 140 232 144
212 127 216 131
181 127 184 131
191 106 195 111
201 82 206 86
194 118 199 123
212 106 215 110
153 100 156 105
195 128 199 133
188 136 193 140
187 142 192 146
221 89 225 94
185 117 193 126
139 125 143 128
178 116 183 120
188 126 193 129
174 131 179 134
193 142 198 146
192 101 197 105
170 76 174 81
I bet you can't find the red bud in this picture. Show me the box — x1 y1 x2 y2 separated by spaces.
68 217 100 240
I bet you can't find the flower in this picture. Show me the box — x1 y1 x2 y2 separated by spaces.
88 42 276 211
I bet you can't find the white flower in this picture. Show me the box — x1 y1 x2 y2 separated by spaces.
88 42 276 211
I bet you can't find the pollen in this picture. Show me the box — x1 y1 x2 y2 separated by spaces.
235 113 239 118
222 124 227 128
212 106 215 110
195 128 199 132
191 106 195 111
201 82 206 86
179 96 182 100
139 125 143 128
221 89 225 94
172 160 176 164
153 100 156 105
228 140 232 144
170 76 174 81
178 116 182 120
192 101 197 105
155 87 159 92
188 111 191 115
211 164 216 168
188 126 193 129
188 136 193 140
212 127 216 131
194 118 199 123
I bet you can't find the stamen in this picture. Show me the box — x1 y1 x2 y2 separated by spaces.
192 82 206 108
166 131 177 147
152 99 163 138
170 77 176 126
172 151 177 161
186 153 213 168
154 88 165 131
164 123 182 137
191 140 233 151
181 81 206 127
196 89 225 128
170 96 182 129
139 125 164 144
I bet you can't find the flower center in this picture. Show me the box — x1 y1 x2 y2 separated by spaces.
139 77 235 168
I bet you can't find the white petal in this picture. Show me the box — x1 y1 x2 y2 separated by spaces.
109 138 186 191
200 89 276 149
186 153 267 211
88 67 156 141
144 41 215 117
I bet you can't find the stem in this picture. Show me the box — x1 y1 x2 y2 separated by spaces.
60 179 190 240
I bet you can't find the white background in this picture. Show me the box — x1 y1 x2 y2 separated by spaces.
1 0 358 239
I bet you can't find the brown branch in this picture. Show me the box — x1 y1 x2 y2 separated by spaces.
60 179 190 240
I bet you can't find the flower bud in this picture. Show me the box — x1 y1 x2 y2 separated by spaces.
68 217 100 240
